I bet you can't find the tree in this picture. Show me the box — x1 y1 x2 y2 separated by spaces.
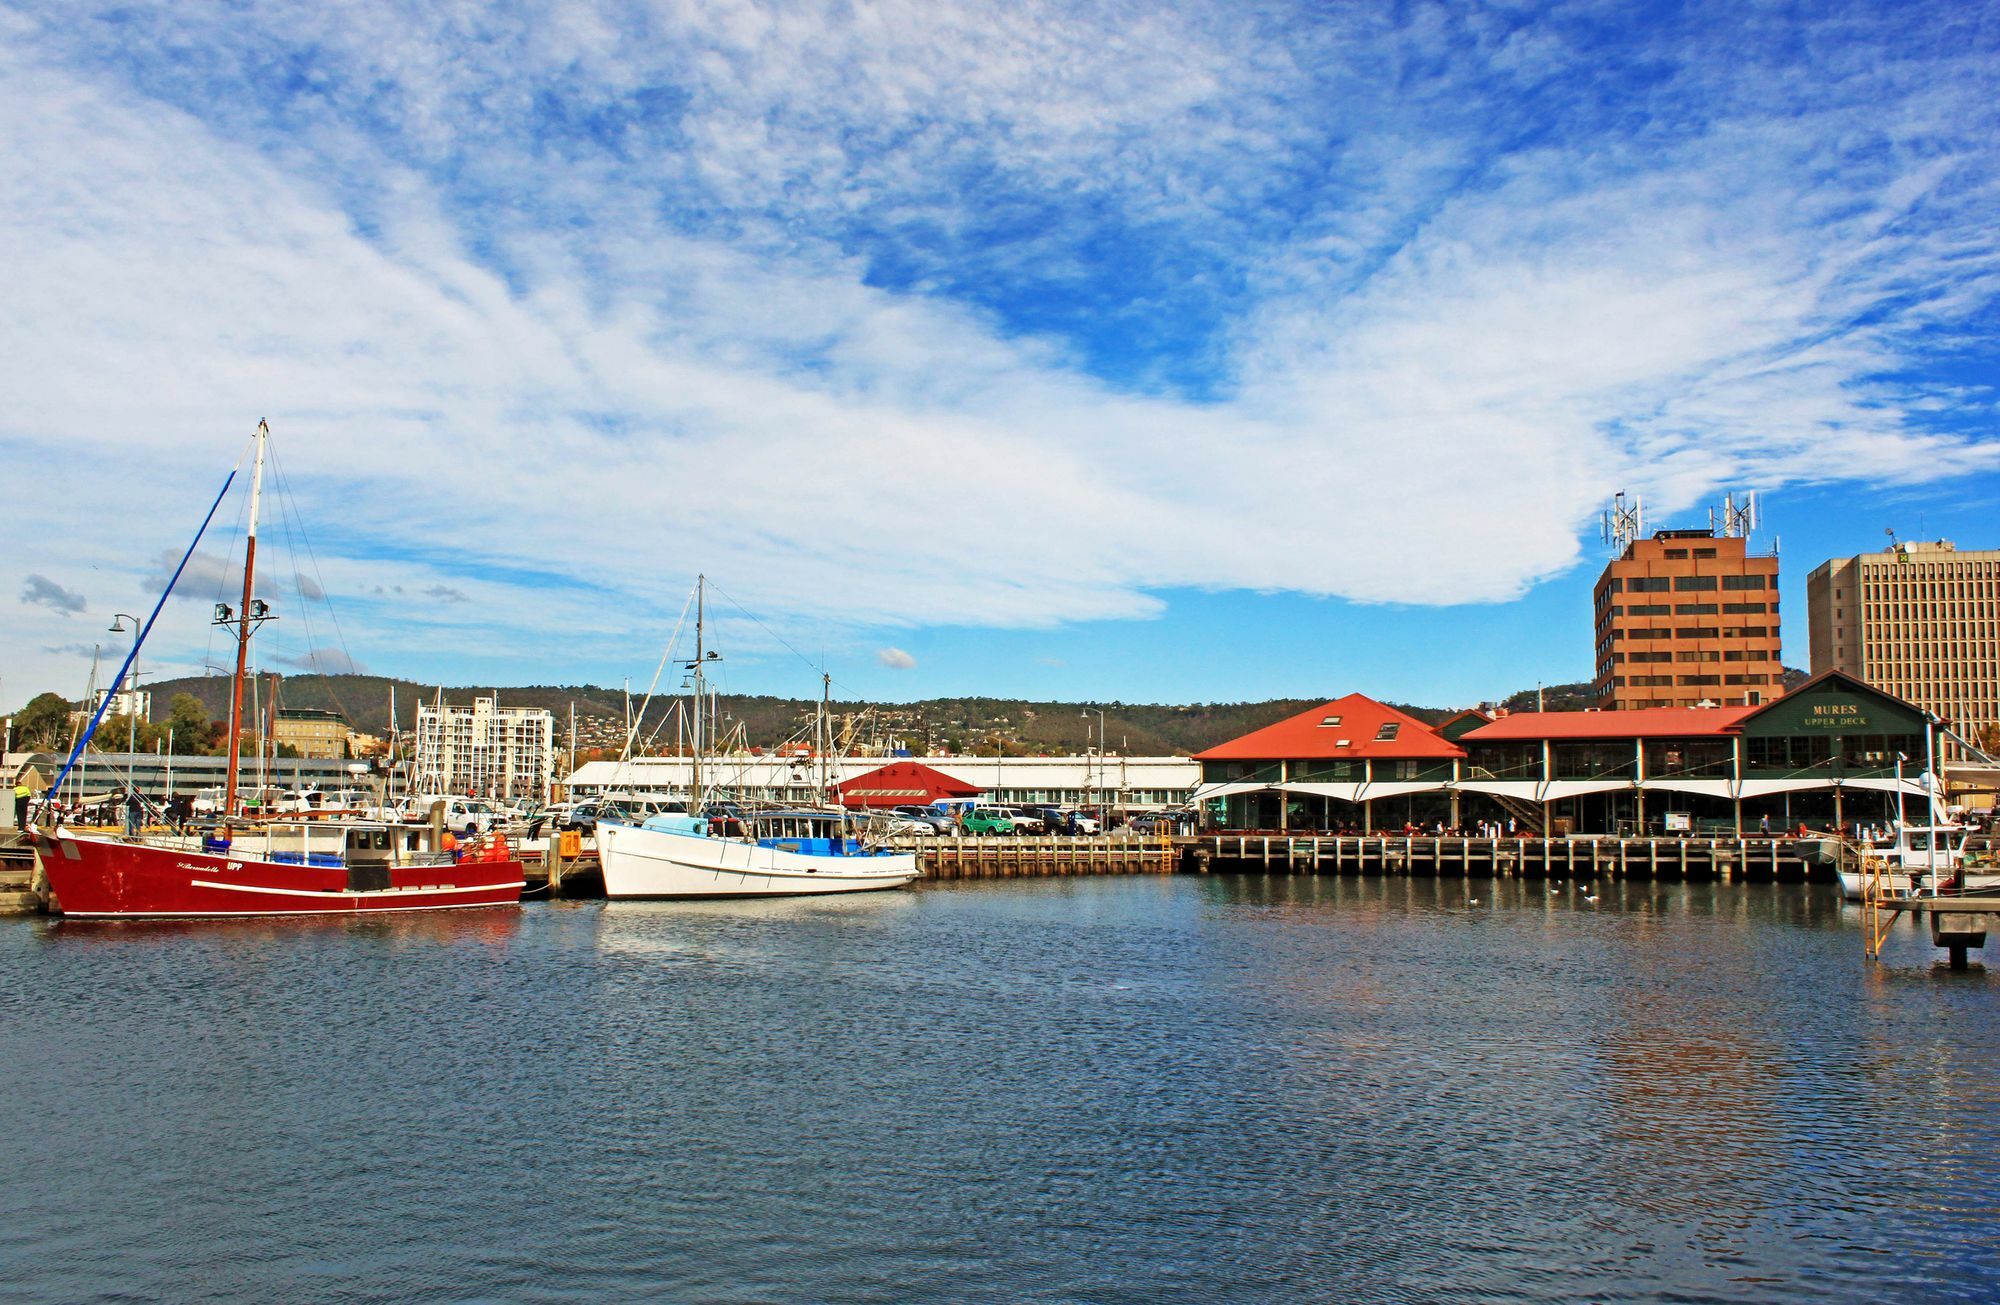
165 693 211 754
13 692 75 749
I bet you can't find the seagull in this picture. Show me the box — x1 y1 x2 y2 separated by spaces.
1584 893 1599 904
1468 897 1481 906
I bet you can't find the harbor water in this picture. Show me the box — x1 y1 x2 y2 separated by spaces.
3 876 1998 1301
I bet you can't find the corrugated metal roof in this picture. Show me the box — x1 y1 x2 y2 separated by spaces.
1193 693 1464 761
1460 705 1758 741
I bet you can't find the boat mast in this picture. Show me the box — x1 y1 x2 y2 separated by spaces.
691 575 704 805
222 419 269 821
819 671 831 805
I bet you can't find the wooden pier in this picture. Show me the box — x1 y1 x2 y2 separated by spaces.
891 834 1176 880
1185 833 1827 881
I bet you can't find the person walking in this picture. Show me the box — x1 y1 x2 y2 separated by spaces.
1759 813 1771 836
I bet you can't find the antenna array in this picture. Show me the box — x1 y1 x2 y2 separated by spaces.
1712 491 1759 539
1601 491 1643 556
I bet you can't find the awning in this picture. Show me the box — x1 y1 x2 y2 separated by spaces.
1453 780 1543 800
1355 780 1452 801
1735 777 1839 799
1537 779 1634 801
1275 782 1363 802
1842 776 1940 797
1639 778 1737 799
1190 781 1276 801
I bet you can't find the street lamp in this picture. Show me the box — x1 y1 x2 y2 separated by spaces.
109 614 141 757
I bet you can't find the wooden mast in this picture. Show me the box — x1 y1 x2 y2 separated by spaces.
222 420 268 821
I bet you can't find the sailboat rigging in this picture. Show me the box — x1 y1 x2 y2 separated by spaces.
29 420 524 919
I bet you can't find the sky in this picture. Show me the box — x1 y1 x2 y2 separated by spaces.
4 0 1999 713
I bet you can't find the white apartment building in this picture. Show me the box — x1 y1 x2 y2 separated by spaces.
412 695 556 802
92 687 152 720
1808 539 2000 748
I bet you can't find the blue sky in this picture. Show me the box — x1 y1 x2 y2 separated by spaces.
4 0 1999 712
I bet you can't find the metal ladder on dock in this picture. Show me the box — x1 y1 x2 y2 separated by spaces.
1860 844 1895 961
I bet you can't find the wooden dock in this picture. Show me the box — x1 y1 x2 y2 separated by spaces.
1184 833 1827 881
891 835 1176 880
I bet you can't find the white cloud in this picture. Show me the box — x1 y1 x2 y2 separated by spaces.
876 647 917 670
0 2 1995 697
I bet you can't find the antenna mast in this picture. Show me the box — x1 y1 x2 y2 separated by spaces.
1719 491 1758 539
1601 491 1643 557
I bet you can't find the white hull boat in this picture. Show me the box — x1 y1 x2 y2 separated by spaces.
599 817 920 899
1837 823 1992 901
1837 866 2000 902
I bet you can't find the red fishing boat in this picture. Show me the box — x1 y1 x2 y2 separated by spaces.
30 420 525 920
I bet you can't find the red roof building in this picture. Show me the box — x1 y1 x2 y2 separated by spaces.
1460 704 1757 742
1193 693 1462 762
833 760 983 808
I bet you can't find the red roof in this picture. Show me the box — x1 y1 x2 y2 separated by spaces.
833 760 983 808
1460 705 1758 741
1193 694 1463 761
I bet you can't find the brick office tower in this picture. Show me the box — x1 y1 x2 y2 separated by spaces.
1592 529 1782 709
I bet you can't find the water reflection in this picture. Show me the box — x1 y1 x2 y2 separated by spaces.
2 877 1997 1301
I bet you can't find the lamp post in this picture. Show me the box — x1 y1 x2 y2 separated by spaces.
109 614 141 758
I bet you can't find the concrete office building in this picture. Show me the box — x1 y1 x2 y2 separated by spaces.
1593 530 1782 710
1808 540 2000 748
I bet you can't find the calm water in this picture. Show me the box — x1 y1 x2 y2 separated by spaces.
3 876 1998 1302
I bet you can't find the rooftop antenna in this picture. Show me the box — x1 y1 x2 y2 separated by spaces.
1601 491 1643 556
1719 491 1758 539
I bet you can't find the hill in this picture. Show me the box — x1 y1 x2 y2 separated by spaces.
95 668 1816 758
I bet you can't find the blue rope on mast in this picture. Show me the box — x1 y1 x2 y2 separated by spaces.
40 468 241 808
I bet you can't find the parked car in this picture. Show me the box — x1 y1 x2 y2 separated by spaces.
400 795 502 838
995 806 1045 834
893 805 956 834
559 800 628 834
1027 805 1100 835
878 814 940 838
1127 810 1189 835
961 807 1016 836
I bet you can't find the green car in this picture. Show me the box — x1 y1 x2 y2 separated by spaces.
961 807 1016 835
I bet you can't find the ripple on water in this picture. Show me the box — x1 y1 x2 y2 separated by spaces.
1 876 1997 1302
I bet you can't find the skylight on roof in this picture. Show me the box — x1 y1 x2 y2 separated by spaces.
1320 715 1343 726
1374 722 1400 741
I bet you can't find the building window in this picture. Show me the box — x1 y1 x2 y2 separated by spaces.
1722 575 1767 590
1374 722 1400 741
1674 575 1719 591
